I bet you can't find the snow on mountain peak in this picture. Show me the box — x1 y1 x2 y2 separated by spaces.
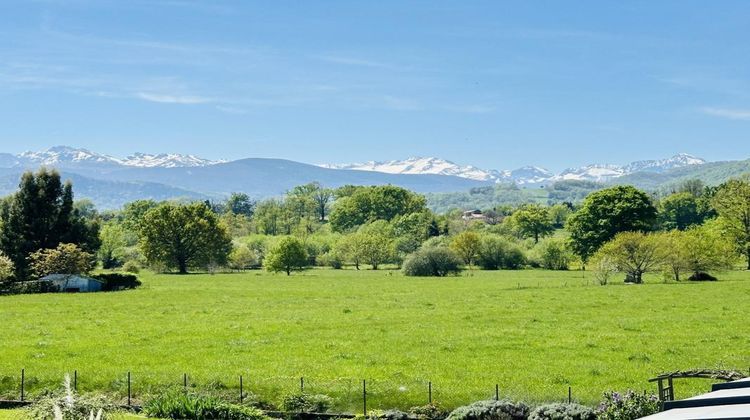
121 153 222 168
19 146 123 166
322 153 707 185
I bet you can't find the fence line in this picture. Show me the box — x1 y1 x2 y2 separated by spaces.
0 369 585 413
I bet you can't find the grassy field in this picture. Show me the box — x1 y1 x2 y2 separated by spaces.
1 268 749 412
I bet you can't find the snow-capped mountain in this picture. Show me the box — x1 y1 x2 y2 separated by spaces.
1 146 222 169
122 153 221 168
321 157 506 182
323 153 707 185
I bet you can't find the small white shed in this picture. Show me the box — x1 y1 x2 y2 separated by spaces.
41 274 104 293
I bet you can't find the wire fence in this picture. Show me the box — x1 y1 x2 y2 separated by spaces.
0 369 582 413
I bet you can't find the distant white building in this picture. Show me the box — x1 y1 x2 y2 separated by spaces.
462 209 487 221
40 274 104 293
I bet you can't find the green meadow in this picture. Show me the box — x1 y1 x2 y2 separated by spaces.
1 269 749 412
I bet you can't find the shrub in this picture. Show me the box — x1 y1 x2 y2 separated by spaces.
446 399 530 420
28 243 96 279
529 403 595 420
280 392 334 413
122 260 141 274
688 271 718 281
596 390 659 420
318 252 343 269
92 273 141 291
476 236 526 270
402 247 462 277
143 391 268 420
410 403 449 420
534 240 571 271
27 374 118 419
0 251 15 283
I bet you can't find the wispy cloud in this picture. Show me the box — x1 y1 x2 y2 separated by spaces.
701 107 750 121
314 54 408 71
136 92 212 104
381 95 422 111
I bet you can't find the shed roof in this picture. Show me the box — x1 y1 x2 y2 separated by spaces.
641 378 750 419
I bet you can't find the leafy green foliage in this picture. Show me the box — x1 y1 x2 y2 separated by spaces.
0 169 100 279
228 244 259 271
329 186 427 232
533 239 572 271
143 391 268 420
0 251 14 282
567 186 657 263
28 243 96 279
402 246 462 276
658 192 706 230
98 223 128 269
264 236 308 275
280 392 334 413
26 374 118 419
592 232 662 284
139 202 232 274
507 204 554 244
476 236 526 270
446 400 530 420
92 273 141 291
226 193 256 217
712 177 750 269
595 391 659 420
451 231 482 266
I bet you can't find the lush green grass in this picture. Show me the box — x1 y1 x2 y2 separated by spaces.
1 269 749 412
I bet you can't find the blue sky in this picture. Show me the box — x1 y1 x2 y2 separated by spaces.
1 1 749 171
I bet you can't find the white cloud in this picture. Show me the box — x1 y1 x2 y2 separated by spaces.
701 107 750 121
136 92 211 104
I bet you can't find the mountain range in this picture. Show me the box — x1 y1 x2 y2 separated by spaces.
0 146 747 210
321 153 708 185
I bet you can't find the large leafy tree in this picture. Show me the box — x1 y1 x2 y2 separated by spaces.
264 236 308 275
139 202 232 274
329 185 427 232
567 185 657 265
0 170 100 280
593 232 663 284
508 204 554 243
450 231 482 266
712 178 750 269
225 193 256 217
658 192 706 231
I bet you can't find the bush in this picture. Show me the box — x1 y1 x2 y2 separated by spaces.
92 273 141 291
688 271 718 281
143 391 268 420
529 403 595 420
280 392 334 413
446 399 530 420
410 403 449 420
476 236 526 270
27 374 118 419
596 390 659 420
122 260 141 274
534 240 571 271
402 247 462 277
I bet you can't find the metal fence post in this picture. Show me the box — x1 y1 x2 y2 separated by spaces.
183 373 188 392
300 377 304 393
74 370 78 391
428 381 432 405
568 386 572 404
127 372 131 406
20 369 25 402
362 380 367 416
495 384 499 401
240 375 244 404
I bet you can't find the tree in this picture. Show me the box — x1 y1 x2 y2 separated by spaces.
712 178 750 269
549 203 573 229
476 235 526 270
264 236 308 275
508 204 554 243
225 193 256 217
228 244 258 271
0 251 14 282
450 231 482 266
139 202 232 274
657 230 689 282
535 239 572 270
329 185 427 232
340 221 395 270
254 200 283 235
98 223 128 269
680 223 735 279
28 243 95 279
658 192 705 231
0 170 100 280
593 232 662 284
567 186 657 265
121 199 159 231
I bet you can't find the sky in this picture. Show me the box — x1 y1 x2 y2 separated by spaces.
1 1 749 172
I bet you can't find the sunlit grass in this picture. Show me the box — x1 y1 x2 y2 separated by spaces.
1 268 748 411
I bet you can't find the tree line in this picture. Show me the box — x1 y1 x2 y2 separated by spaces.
1 169 749 283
